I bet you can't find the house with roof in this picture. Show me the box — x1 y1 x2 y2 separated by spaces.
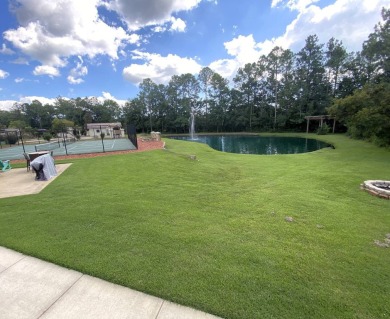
86 123 124 138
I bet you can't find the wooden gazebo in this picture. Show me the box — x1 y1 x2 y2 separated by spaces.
304 115 336 133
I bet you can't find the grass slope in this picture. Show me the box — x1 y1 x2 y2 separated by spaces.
1 134 389 318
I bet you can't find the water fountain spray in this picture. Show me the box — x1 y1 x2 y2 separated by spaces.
189 109 196 140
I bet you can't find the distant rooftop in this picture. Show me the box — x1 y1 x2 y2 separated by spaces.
86 123 121 129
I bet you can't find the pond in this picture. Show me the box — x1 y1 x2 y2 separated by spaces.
170 135 331 155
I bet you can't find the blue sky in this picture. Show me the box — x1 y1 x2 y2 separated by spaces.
0 0 389 110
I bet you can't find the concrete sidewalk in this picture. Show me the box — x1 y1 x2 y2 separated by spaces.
0 164 72 199
0 247 222 319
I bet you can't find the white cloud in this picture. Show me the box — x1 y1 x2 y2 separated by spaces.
19 96 57 105
102 91 115 100
224 34 262 65
11 57 29 65
0 69 10 79
170 17 186 32
96 91 127 106
128 33 141 45
150 17 186 33
208 59 238 80
0 100 17 111
206 0 388 81
4 0 132 70
153 26 167 33
123 50 202 85
266 0 389 53
15 78 25 83
67 60 88 84
3 0 200 83
272 0 319 11
216 34 279 79
0 93 127 111
33 65 60 77
67 77 84 85
104 0 201 31
0 44 14 55
0 96 57 111
219 0 389 76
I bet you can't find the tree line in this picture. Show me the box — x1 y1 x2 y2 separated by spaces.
1 8 389 145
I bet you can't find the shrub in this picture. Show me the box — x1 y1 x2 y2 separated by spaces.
317 123 330 135
42 132 52 142
6 134 18 145
329 82 390 146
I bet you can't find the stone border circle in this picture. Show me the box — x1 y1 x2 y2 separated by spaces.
361 180 390 199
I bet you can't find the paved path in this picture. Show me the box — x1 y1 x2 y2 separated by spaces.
0 164 72 199
0 247 222 319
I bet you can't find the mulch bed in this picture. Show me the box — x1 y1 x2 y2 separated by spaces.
11 139 165 164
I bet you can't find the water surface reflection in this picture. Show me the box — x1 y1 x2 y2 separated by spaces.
170 135 331 155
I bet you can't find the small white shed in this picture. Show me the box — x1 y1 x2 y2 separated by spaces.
86 123 124 138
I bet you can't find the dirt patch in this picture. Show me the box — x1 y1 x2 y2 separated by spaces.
374 233 390 248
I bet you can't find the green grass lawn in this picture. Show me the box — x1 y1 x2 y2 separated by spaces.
1 133 389 319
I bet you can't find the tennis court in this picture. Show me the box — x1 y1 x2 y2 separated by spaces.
0 138 137 161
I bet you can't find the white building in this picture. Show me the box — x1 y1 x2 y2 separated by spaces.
86 123 124 138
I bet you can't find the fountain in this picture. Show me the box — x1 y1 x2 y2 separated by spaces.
189 110 196 140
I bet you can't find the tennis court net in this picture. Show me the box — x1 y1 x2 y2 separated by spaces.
35 141 61 152
62 137 76 145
